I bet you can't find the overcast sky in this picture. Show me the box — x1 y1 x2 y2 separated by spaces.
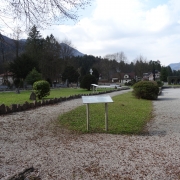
1 0 180 66
40 0 180 66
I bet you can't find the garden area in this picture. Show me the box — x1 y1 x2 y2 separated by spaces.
0 88 114 106
58 91 152 134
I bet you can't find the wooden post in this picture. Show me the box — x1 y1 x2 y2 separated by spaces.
105 103 108 131
86 104 89 131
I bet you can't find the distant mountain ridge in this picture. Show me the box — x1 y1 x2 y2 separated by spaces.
72 47 84 57
169 63 180 71
0 34 84 63
60 42 84 57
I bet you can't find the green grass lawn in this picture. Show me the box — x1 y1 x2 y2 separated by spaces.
0 88 114 106
58 91 152 134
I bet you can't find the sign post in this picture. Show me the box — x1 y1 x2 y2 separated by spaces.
82 95 113 131
86 104 89 130
105 103 108 131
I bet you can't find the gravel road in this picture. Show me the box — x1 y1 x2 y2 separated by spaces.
0 88 180 180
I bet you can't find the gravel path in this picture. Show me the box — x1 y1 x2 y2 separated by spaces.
0 88 180 180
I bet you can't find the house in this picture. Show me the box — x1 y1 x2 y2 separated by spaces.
143 71 160 81
0 72 14 85
111 72 135 83
120 72 135 83
142 72 151 80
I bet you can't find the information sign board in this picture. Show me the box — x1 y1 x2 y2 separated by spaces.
82 95 113 131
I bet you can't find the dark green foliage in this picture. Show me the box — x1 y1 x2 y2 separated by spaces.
160 66 168 82
125 79 136 86
41 34 61 83
14 78 21 88
92 67 99 80
80 74 97 90
25 25 44 62
33 80 50 99
25 68 42 85
46 78 52 87
133 81 159 100
62 66 79 83
156 80 163 87
9 53 38 79
160 66 173 82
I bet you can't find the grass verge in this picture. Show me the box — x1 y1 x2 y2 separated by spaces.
0 88 114 106
58 91 153 134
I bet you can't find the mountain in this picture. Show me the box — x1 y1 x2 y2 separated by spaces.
60 42 84 57
0 34 84 62
169 63 180 71
72 48 84 57
0 34 25 64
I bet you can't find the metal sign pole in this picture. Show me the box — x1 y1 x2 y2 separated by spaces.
82 95 113 132
86 104 89 131
105 103 108 131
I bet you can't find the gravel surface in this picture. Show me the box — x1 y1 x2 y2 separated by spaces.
0 88 180 180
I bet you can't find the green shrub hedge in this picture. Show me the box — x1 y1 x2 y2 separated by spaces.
33 80 50 99
133 81 159 100
156 80 164 87
80 74 97 90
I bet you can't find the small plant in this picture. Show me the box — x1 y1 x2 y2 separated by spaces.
33 80 50 99
133 81 159 100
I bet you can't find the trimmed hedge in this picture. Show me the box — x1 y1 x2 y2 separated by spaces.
33 80 50 99
133 81 159 100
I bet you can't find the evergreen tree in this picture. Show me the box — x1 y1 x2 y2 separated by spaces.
41 34 61 83
9 53 38 80
25 25 44 62
25 68 42 85
62 66 79 83
160 67 168 82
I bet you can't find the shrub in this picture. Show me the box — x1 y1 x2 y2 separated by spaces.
156 80 164 87
33 80 50 99
132 81 159 100
80 74 97 90
25 68 42 85
125 79 136 86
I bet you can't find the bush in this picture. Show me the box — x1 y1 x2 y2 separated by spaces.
80 74 97 90
33 80 50 99
25 68 42 85
156 80 164 87
125 79 136 86
133 81 159 100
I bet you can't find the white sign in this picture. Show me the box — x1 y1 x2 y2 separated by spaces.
82 95 113 131
82 95 113 104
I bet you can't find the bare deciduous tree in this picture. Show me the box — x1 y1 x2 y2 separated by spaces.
59 38 75 60
11 26 23 58
104 51 127 63
0 0 91 30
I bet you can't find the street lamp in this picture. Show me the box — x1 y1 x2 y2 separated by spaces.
152 60 159 81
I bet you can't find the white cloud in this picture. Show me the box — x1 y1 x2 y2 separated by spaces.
144 5 170 32
2 0 180 66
